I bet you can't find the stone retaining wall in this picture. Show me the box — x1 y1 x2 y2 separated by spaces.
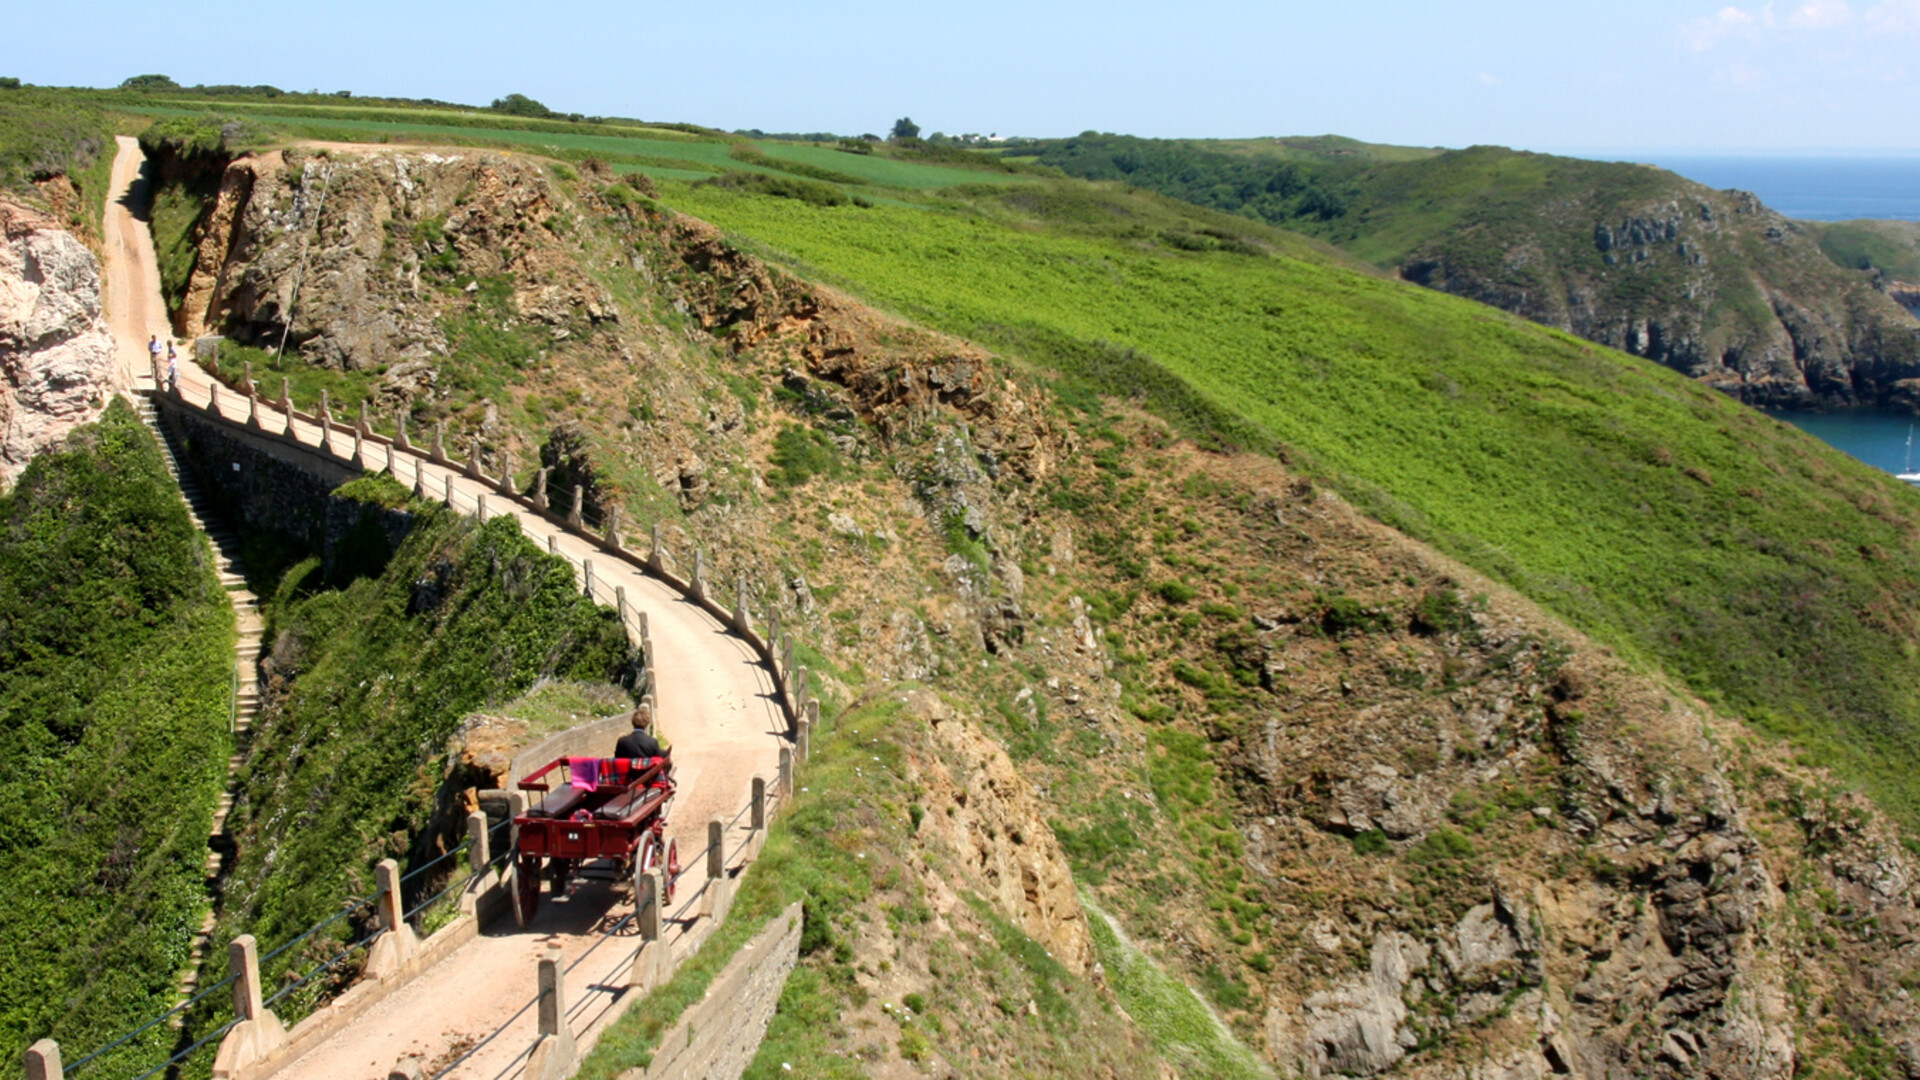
631 903 802 1080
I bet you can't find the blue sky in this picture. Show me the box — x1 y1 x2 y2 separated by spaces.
7 1 1919 152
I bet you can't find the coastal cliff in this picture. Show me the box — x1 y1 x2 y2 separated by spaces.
0 199 116 489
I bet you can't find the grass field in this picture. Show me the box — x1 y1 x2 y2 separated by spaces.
111 99 1023 192
662 178 1920 823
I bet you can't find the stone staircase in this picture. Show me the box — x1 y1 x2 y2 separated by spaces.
135 392 262 996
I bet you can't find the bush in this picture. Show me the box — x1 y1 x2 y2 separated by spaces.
1349 829 1391 856
1156 580 1197 604
768 424 842 488
1321 595 1393 637
700 170 869 209
0 401 232 1073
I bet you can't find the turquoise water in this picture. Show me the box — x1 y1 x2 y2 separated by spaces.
1765 409 1920 479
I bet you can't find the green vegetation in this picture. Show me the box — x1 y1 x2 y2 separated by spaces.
1812 219 1920 282
1084 897 1270 1080
215 511 634 1021
702 171 868 209
767 423 844 487
0 89 114 233
0 401 233 1076
664 176 1920 825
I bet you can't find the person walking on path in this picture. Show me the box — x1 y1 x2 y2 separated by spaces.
148 334 161 382
165 341 178 389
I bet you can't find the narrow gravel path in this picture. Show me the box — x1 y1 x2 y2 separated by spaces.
100 137 786 1080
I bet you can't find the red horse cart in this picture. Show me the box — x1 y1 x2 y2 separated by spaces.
512 754 679 925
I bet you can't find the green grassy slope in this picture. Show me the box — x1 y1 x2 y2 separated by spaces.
0 88 115 235
0 401 233 1076
663 178 1920 820
1813 219 1920 282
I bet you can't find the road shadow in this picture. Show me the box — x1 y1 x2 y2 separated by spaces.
117 153 155 224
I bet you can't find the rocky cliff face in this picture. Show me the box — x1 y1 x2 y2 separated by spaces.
1399 179 1920 411
0 200 117 489
172 148 613 377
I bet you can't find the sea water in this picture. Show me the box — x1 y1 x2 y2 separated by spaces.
1627 156 1920 222
1763 408 1920 479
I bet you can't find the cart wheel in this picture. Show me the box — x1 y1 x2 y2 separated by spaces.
515 854 541 927
549 857 574 898
638 834 660 877
664 838 680 903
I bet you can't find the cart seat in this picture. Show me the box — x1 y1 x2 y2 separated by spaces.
529 785 591 819
594 787 657 822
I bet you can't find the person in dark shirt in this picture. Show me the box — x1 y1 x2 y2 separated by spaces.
615 703 663 760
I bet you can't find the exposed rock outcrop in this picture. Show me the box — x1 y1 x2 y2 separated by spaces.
174 148 614 372
0 200 116 489
905 688 1097 977
1402 186 1920 410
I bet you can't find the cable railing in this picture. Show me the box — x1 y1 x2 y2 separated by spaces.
62 816 517 1079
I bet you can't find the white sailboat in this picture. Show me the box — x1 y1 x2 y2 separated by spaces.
1901 425 1920 485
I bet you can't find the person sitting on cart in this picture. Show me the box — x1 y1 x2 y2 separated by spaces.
615 702 668 762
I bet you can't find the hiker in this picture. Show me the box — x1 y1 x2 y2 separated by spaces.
148 335 161 380
165 341 178 387
614 702 666 761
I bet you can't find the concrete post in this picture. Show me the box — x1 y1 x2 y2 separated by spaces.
778 746 793 798
708 819 725 879
317 390 333 454
767 611 781 671
230 934 265 1022
637 610 650 644
242 361 255 397
794 667 809 714
616 586 630 630
691 549 706 602
532 467 549 513
547 534 557 556
246 389 259 428
278 377 292 417
796 712 810 762
635 865 660 942
583 560 597 600
413 468 428 501
468 811 490 874
603 505 622 551
498 450 515 496
351 426 364 465
751 776 767 830
733 575 750 636
319 390 331 424
476 493 488 520
567 486 583 530
395 412 411 452
805 697 821 739
537 945 565 1035
464 439 483 480
388 1057 423 1080
443 474 455 507
431 422 447 465
24 1041 60 1080
357 400 370 439
377 858 404 931
649 522 664 575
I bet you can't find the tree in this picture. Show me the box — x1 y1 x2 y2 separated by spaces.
490 93 553 118
119 74 179 91
889 117 920 142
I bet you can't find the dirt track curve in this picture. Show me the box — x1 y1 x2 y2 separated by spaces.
101 136 786 1080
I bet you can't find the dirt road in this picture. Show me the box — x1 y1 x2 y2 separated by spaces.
101 137 786 1080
